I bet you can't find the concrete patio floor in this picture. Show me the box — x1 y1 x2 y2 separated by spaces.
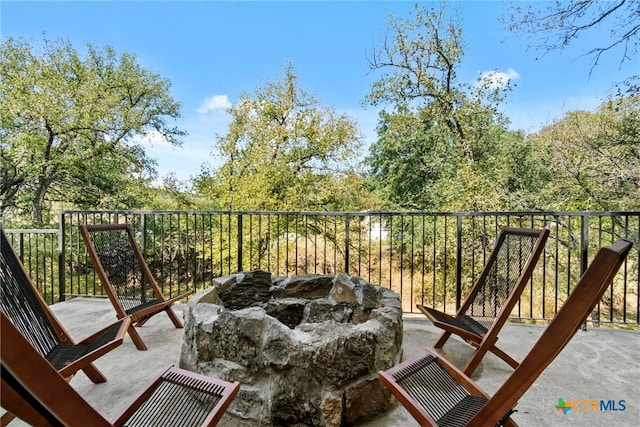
5 298 639 426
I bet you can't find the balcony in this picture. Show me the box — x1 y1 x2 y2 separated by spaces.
5 298 637 426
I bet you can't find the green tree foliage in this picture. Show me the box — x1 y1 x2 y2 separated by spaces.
143 174 223 211
365 3 512 164
195 64 370 211
529 93 640 211
366 110 459 210
365 3 541 211
368 109 548 212
0 37 184 225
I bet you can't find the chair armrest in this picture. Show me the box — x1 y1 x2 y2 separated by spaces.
76 316 131 346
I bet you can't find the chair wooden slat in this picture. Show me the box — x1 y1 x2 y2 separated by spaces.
417 227 550 375
1 311 239 427
79 224 193 350
382 239 632 427
0 226 131 425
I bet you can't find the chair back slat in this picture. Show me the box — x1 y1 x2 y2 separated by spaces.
0 231 60 356
84 226 156 313
469 239 633 426
392 353 471 422
124 374 224 427
465 228 545 329
2 309 239 427
0 311 111 427
383 239 632 427
80 223 191 351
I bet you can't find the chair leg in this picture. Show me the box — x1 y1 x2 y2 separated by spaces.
166 307 184 328
488 345 520 369
81 364 108 383
463 345 491 376
433 331 452 348
0 412 16 427
463 333 501 376
128 324 148 351
463 337 520 376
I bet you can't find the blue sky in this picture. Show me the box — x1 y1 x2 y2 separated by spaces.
2 1 636 183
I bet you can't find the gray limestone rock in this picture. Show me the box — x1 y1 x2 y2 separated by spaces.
180 270 403 426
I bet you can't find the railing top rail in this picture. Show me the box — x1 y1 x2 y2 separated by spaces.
4 229 58 234
60 209 640 217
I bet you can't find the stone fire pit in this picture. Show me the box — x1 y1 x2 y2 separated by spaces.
180 270 403 426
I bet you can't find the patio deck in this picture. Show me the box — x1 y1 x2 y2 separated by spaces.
4 298 638 426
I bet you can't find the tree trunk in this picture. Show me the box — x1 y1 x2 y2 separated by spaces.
30 177 50 225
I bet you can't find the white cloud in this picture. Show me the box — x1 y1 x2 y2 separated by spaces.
197 94 232 114
478 68 520 90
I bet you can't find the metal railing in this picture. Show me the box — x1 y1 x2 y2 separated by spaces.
3 228 60 303
4 210 639 327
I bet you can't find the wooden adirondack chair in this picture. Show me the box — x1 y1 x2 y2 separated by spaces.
417 227 550 375
1 310 240 427
381 239 632 427
79 223 193 350
0 226 130 425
